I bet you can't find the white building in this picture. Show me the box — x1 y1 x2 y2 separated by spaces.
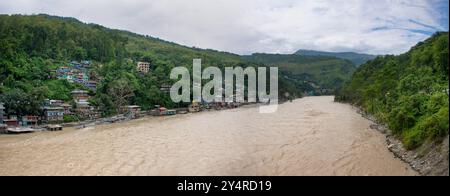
137 62 151 73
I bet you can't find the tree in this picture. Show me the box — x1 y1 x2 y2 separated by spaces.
107 78 135 113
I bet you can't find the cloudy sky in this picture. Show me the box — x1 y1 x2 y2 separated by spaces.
0 0 448 55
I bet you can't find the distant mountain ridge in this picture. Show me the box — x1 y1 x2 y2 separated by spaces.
242 53 356 95
294 49 377 66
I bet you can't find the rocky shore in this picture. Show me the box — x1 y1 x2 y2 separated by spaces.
358 109 449 176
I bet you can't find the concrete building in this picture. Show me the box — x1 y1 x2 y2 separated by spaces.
85 81 98 90
137 62 151 74
22 116 39 126
0 102 5 124
42 107 64 123
72 90 90 115
71 90 90 102
44 99 64 107
74 100 91 116
61 103 72 115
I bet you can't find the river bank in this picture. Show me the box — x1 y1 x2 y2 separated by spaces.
62 102 264 129
357 109 449 176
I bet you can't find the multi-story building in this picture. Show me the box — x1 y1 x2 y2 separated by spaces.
74 72 89 84
137 62 151 73
42 107 64 123
74 100 91 115
22 116 39 126
44 99 64 107
71 90 98 119
42 100 65 123
71 90 90 102
85 81 98 90
61 103 72 115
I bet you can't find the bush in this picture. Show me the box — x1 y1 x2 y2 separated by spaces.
403 107 449 149
388 107 416 134
63 114 79 123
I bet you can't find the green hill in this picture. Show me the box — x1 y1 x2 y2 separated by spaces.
336 32 449 149
295 49 377 66
243 53 357 95
0 14 305 117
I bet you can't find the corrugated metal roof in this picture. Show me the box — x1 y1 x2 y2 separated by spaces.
42 106 64 110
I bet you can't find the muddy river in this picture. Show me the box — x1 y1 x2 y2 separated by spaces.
0 96 416 176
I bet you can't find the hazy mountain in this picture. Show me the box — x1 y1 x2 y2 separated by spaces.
294 49 377 66
242 53 357 94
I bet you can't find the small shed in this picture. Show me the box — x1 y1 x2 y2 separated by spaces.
23 116 39 126
125 105 141 119
3 119 19 127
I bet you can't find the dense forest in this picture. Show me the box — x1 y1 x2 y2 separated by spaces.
0 14 308 118
336 32 449 149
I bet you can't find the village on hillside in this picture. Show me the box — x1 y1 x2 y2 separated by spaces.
0 60 245 134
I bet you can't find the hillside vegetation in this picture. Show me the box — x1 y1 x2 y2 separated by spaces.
336 32 449 149
295 49 377 66
243 53 357 94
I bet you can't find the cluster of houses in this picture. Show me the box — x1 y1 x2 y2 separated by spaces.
54 60 151 90
54 61 151 90
42 90 104 123
0 89 148 131
1 97 247 134
1 61 252 133
0 90 99 130
55 61 98 90
1 102 33 133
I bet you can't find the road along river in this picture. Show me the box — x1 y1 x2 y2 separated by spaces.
0 96 417 176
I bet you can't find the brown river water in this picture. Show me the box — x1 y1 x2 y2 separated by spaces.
0 96 417 176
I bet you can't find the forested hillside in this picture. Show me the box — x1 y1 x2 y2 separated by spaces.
336 32 449 149
0 14 305 118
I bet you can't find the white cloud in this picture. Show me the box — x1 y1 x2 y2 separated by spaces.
0 0 448 55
